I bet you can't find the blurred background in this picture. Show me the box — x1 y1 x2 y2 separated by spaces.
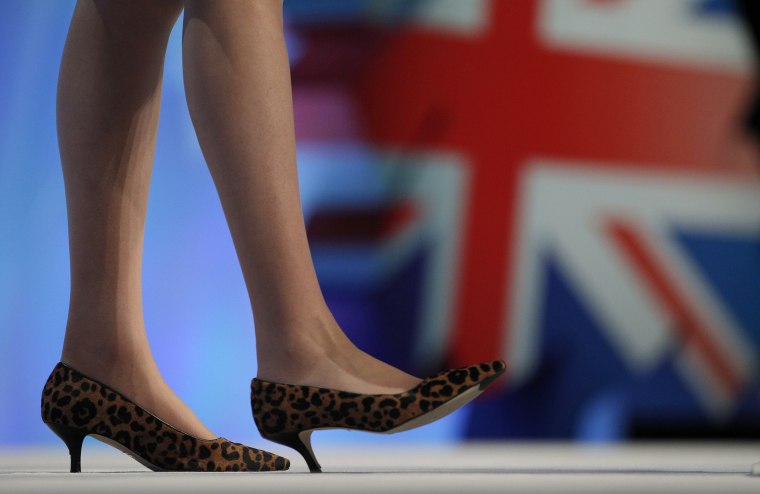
1 0 759 448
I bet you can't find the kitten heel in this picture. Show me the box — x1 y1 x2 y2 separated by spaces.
269 431 321 473
42 362 290 472
46 422 88 473
252 360 507 472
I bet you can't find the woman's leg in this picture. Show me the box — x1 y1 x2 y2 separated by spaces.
58 0 214 439
182 0 419 393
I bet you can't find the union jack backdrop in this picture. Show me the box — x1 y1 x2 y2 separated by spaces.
288 0 760 438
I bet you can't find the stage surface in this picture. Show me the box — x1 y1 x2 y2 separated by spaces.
1 442 758 493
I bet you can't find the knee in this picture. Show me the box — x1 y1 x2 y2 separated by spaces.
183 0 283 22
89 0 184 40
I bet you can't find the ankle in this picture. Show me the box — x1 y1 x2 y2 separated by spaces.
254 310 354 382
61 321 157 385
255 330 345 381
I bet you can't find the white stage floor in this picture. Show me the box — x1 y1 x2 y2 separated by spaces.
1 442 758 493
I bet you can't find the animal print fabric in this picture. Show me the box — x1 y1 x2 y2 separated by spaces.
41 362 289 472
251 359 505 439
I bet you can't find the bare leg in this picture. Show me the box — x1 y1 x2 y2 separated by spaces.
58 0 214 439
182 1 419 393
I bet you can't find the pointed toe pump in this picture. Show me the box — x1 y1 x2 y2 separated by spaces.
251 359 506 472
41 362 290 472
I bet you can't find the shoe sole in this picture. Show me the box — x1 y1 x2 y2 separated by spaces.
296 369 504 438
90 434 165 472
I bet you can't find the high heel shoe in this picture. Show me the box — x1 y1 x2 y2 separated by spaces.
41 362 290 472
251 359 505 472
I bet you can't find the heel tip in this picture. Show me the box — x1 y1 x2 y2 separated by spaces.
45 422 87 473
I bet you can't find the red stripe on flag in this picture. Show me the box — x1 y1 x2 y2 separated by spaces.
606 219 740 397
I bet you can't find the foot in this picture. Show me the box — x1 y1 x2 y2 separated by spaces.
256 312 421 395
61 344 217 440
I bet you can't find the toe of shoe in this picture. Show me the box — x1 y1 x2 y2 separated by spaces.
469 359 506 388
236 443 290 471
490 359 506 374
274 454 290 471
260 449 290 471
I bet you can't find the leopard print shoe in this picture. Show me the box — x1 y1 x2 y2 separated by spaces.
251 359 505 472
41 362 290 473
